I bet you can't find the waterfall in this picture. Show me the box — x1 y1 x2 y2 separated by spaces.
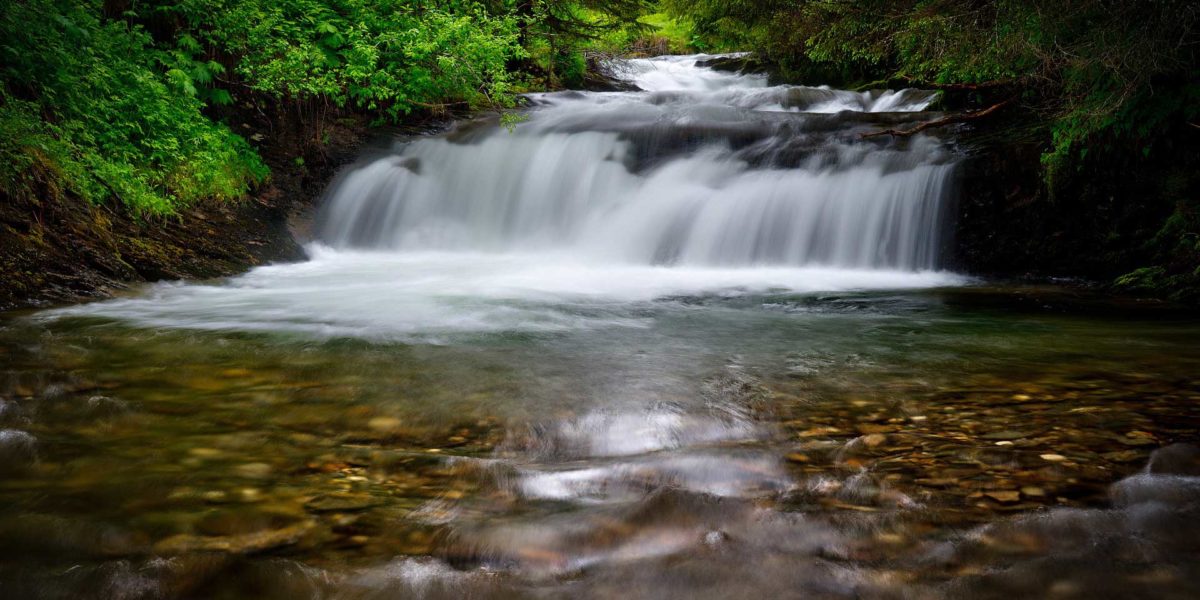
43 55 965 340
318 54 957 271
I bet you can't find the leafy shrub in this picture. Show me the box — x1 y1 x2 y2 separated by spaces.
0 0 266 214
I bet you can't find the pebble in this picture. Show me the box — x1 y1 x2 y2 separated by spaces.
305 493 383 513
1039 454 1067 462
234 463 273 479
367 417 404 432
785 452 811 463
984 490 1021 504
861 434 887 448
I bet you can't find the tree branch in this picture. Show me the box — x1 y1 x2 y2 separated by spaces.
860 97 1017 139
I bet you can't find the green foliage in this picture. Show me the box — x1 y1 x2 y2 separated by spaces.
0 0 266 214
164 0 526 116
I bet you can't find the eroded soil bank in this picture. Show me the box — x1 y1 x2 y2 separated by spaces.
1 104 378 311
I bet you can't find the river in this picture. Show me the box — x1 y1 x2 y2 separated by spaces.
2 55 1199 599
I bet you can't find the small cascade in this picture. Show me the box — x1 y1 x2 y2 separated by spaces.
318 54 957 271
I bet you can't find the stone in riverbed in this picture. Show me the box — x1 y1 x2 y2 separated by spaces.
233 462 272 479
1146 443 1200 476
980 430 1032 441
984 490 1020 504
154 520 316 555
1020 486 1046 498
0 429 36 473
305 493 383 513
861 434 887 448
367 416 404 432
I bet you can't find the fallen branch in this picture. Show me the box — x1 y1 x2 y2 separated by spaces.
860 97 1017 139
908 79 1026 91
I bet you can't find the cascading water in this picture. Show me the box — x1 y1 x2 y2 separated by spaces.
319 55 956 271
44 54 965 339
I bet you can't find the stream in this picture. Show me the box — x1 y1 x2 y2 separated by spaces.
2 55 1199 599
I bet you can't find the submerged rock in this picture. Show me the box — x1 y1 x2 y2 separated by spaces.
0 429 36 474
154 520 317 555
1146 443 1200 476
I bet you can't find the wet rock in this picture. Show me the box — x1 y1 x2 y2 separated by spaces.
981 430 1032 441
84 396 129 419
1146 443 1200 476
194 508 303 537
1020 486 1047 498
0 399 26 426
0 429 37 474
984 490 1021 504
1102 450 1144 463
861 433 887 448
305 493 384 513
154 520 316 555
367 416 404 432
233 462 273 479
1110 473 1200 508
1039 454 1067 462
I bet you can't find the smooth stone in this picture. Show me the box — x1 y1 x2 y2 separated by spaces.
1103 450 1144 463
368 417 404 432
234 463 273 479
980 430 1031 441
305 493 383 513
155 521 316 555
984 490 1020 503
0 429 37 471
861 433 887 448
1147 443 1200 476
1040 454 1067 462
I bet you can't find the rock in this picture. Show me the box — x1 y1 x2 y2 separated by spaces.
367 417 403 432
0 429 37 473
1039 454 1067 462
84 396 129 419
154 520 316 555
861 434 887 448
1020 486 1046 498
1146 443 1200 476
233 463 272 479
856 424 897 435
980 430 1031 441
305 493 383 513
984 490 1020 503
786 452 811 463
1102 450 1144 463
1118 435 1158 447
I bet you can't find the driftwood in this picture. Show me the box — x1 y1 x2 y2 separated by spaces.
860 97 1016 139
912 79 1025 91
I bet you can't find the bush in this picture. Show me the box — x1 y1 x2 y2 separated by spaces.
0 0 267 214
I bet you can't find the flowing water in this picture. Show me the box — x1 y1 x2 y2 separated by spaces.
2 55 1200 599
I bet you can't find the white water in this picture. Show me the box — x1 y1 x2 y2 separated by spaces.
47 54 964 337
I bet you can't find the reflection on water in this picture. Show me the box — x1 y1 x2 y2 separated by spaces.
2 287 1199 598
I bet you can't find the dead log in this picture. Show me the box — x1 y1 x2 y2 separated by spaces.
860 97 1017 139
